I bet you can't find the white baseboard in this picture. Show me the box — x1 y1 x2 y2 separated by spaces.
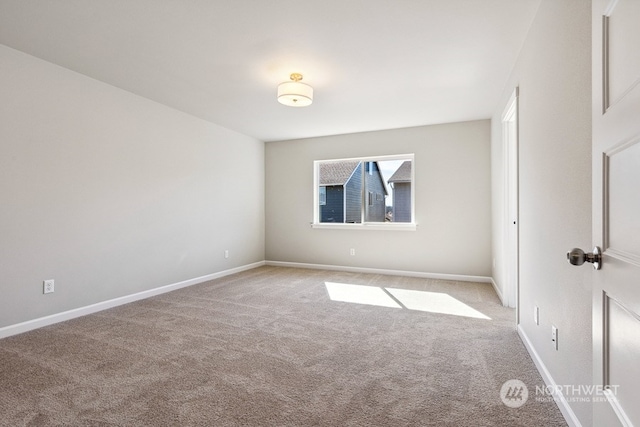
265 260 491 283
491 278 506 306
0 261 265 340
517 325 582 427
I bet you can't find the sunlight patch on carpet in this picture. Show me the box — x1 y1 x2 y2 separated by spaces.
324 282 402 308
386 288 491 319
325 282 491 320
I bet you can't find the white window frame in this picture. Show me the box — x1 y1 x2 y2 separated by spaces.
312 153 416 231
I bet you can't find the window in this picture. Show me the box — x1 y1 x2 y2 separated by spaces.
313 154 415 230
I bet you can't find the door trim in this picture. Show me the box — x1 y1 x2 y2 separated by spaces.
502 88 520 311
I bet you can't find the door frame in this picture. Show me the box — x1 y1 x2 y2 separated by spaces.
502 88 520 312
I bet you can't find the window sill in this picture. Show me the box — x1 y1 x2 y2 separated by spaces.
311 222 417 231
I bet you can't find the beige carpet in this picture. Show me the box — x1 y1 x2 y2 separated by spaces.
0 266 566 426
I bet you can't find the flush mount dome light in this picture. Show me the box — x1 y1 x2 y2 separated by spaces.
277 73 313 107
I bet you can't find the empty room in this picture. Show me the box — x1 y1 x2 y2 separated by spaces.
1 1 639 426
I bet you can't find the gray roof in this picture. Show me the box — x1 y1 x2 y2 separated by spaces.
319 161 360 185
388 160 412 183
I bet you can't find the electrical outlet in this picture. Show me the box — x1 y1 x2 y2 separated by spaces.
551 325 558 350
350 248 355 256
534 306 540 325
43 279 55 294
224 250 229 259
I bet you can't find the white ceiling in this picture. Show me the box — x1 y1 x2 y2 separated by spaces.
0 0 540 142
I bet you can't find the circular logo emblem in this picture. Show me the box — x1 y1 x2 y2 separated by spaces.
500 379 529 408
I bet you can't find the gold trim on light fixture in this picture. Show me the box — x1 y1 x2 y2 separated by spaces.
277 73 313 107
289 73 303 82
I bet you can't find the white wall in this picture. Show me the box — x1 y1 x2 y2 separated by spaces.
0 45 265 329
265 120 491 278
491 0 592 424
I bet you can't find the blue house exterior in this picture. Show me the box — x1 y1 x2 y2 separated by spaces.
319 161 387 223
388 160 412 223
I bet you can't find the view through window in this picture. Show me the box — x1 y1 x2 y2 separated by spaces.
314 154 414 226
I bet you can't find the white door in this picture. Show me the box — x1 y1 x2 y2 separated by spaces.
591 0 640 425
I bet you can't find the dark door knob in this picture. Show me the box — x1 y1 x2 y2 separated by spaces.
567 247 602 270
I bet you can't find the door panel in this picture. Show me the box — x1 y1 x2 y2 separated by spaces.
606 294 640 425
606 138 640 259
605 0 640 109
593 0 640 425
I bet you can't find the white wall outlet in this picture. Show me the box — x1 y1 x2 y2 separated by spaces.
551 325 558 350
224 250 229 259
43 279 55 294
534 306 540 325
350 248 355 256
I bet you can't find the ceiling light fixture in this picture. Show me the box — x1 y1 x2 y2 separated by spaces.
277 73 313 107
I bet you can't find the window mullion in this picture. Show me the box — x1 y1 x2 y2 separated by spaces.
361 161 366 224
